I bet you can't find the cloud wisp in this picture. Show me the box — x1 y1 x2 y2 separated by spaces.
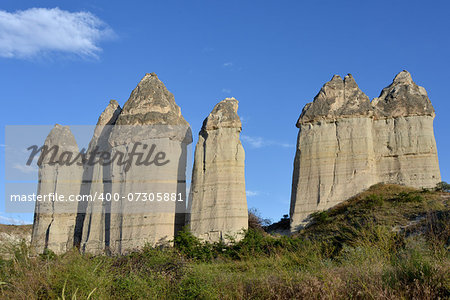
241 135 294 149
13 163 38 174
246 190 259 197
0 214 27 225
0 7 115 59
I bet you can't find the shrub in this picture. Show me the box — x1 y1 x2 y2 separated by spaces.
248 208 271 231
396 192 424 203
265 214 290 233
364 194 384 208
173 228 225 261
436 181 450 192
310 210 330 224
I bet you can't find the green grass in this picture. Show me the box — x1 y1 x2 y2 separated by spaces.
0 184 449 299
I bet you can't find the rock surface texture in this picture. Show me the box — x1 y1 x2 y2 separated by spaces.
188 98 248 243
107 73 192 254
290 71 441 231
31 125 83 254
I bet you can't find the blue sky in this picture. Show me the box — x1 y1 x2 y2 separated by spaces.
1 0 449 224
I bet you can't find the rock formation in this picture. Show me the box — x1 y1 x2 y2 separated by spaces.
30 70 440 253
371 71 440 188
31 125 83 254
31 74 192 255
290 71 441 231
188 98 248 243
107 73 192 254
78 100 122 254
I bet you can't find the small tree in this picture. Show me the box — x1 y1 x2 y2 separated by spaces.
248 208 271 231
436 181 450 192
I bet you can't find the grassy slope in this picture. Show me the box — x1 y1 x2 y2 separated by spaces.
0 184 448 299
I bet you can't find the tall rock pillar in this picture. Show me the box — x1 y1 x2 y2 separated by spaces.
290 74 376 231
372 71 441 187
78 100 122 254
31 125 83 254
107 73 192 254
188 98 248 243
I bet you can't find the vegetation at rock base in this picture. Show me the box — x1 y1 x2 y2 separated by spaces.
0 184 449 299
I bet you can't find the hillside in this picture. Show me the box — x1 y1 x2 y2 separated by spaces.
0 224 32 259
0 184 448 299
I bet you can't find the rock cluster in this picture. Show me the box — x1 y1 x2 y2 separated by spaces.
32 74 248 255
188 98 248 242
31 70 441 253
290 71 441 231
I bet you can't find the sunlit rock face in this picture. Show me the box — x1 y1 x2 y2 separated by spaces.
371 71 440 189
31 124 83 254
290 71 441 231
78 100 122 255
188 98 248 243
107 73 192 254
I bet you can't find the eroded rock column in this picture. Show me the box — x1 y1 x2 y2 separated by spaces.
290 71 441 231
78 100 122 254
188 98 248 243
31 125 83 254
372 71 441 188
108 73 192 254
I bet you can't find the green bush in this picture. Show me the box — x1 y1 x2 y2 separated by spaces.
310 210 330 224
173 227 228 261
396 192 424 203
364 194 384 208
436 181 450 192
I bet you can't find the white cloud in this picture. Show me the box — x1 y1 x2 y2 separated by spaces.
0 214 27 225
13 163 38 174
223 62 233 67
241 135 294 149
246 190 259 197
0 7 115 59
241 135 264 148
222 88 232 93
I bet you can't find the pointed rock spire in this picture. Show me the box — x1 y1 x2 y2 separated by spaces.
96 100 122 126
372 70 434 117
37 124 79 166
116 73 188 126
297 73 371 126
201 97 241 131
43 124 78 150
89 100 122 149
393 70 413 84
